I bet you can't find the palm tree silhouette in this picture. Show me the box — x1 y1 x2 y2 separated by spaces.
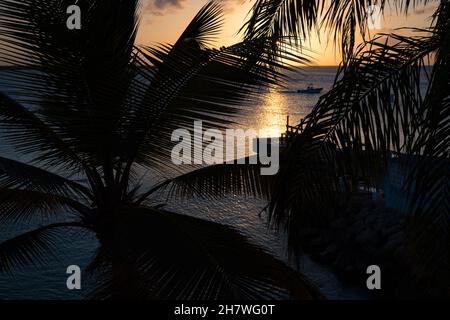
234 0 449 295
0 0 320 299
162 0 449 295
1 0 448 299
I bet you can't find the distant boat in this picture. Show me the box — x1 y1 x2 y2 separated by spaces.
297 85 323 94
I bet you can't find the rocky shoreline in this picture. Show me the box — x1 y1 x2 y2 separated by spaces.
298 195 446 299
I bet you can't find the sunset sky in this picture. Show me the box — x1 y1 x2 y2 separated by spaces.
137 0 438 66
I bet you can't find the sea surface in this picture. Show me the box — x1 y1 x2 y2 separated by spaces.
0 66 372 300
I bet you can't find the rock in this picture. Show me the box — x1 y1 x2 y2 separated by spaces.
383 231 404 254
329 217 347 230
355 227 377 245
381 223 401 238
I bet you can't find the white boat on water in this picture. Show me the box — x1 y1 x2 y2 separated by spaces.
297 84 323 94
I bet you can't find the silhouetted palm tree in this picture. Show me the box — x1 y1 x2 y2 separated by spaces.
0 0 320 299
168 1 449 295
253 0 449 294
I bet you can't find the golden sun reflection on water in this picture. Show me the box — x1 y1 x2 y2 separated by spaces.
251 90 295 137
236 80 324 138
257 90 287 137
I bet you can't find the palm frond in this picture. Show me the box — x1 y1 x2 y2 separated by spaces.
88 207 322 300
174 0 224 49
243 0 437 63
322 0 375 63
242 0 319 42
137 159 274 204
119 1 306 173
402 0 450 292
0 189 90 226
265 2 449 293
0 222 87 274
269 28 439 251
0 0 140 166
0 156 91 199
0 91 86 169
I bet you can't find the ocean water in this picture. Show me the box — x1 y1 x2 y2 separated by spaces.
0 66 370 300
237 67 337 137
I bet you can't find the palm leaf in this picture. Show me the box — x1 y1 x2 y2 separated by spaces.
0 0 140 166
0 222 87 274
0 91 86 169
0 188 90 226
243 0 436 63
88 207 322 300
119 1 306 176
136 159 275 204
269 28 440 250
266 3 449 293
242 0 319 43
402 0 450 292
0 155 91 199
131 40 304 168
174 0 224 49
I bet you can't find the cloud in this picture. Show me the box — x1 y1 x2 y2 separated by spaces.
142 0 187 16
140 0 188 24
143 0 246 16
152 0 185 10
140 0 249 25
